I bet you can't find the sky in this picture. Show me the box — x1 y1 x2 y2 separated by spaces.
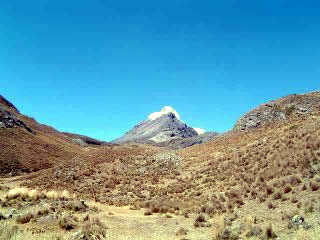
1 0 319 141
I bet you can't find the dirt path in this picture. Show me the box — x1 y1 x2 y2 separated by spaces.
89 202 212 240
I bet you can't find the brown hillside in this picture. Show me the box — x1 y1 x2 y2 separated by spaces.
0 95 108 175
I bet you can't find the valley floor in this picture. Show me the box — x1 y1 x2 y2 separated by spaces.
1 175 320 240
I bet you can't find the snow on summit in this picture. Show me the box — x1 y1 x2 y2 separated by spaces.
193 128 206 135
148 106 181 121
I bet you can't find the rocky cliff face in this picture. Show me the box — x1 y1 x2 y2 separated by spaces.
234 92 320 131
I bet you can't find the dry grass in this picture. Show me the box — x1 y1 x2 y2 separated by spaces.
22 113 320 218
176 227 188 236
16 212 34 224
5 187 72 203
59 215 77 230
264 224 277 239
212 215 227 240
80 217 106 240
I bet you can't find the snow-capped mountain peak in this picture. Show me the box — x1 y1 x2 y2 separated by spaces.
148 106 181 121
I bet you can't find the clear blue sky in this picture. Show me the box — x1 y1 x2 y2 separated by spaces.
1 1 319 141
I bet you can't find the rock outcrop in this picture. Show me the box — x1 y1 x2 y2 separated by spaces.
0 95 34 133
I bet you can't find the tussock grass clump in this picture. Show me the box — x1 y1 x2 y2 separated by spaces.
80 217 106 240
212 215 231 240
64 200 87 212
272 191 283 200
246 226 262 238
83 214 90 222
36 206 50 217
194 214 206 228
59 215 77 230
309 180 320 191
144 209 152 216
46 190 59 200
281 209 299 221
267 201 276 209
283 185 292 194
264 224 277 239
5 188 72 202
16 212 34 224
6 188 29 200
176 227 188 236
304 201 314 214
195 214 206 223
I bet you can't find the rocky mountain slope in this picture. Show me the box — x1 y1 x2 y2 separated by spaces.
112 106 217 148
234 92 320 131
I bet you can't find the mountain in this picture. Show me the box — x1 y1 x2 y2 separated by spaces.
112 106 216 147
